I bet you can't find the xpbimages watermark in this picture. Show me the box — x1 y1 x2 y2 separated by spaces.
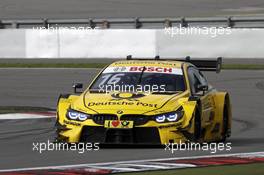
165 141 232 154
32 24 101 35
99 83 166 94
164 26 232 38
32 140 99 153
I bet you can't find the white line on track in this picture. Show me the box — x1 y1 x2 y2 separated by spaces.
119 163 170 169
150 162 197 168
0 151 263 172
0 113 55 120
84 165 138 171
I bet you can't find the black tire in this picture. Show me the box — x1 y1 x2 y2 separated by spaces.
53 120 61 143
193 106 202 142
221 102 229 142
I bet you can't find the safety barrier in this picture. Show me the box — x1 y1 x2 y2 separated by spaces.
0 28 264 58
1 16 264 29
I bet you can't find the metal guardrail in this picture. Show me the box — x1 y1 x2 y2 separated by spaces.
1 16 264 29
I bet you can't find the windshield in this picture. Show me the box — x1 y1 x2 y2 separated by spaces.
90 66 186 93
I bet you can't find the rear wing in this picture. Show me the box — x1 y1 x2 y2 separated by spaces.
126 55 222 73
184 56 222 73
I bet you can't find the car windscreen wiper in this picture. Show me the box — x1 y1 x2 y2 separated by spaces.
137 66 146 84
89 89 106 93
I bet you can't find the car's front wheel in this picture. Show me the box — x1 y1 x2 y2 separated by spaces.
193 106 202 142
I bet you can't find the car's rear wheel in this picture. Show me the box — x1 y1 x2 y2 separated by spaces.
221 101 229 142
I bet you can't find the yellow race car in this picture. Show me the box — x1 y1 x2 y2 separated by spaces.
55 56 231 145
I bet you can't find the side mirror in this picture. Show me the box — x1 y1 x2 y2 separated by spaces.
72 83 83 93
196 84 208 95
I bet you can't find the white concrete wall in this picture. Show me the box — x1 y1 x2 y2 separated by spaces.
26 29 156 58
0 28 264 58
156 28 264 58
26 30 59 58
0 30 26 58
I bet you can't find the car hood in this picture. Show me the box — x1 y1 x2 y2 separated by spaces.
72 91 185 114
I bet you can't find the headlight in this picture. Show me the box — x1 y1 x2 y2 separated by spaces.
156 115 166 123
67 109 91 121
155 110 184 123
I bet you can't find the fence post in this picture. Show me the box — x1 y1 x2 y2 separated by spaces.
43 19 48 29
227 17 234 28
180 17 188 27
0 20 4 29
89 19 96 29
164 19 172 28
135 17 142 29
102 20 110 29
12 21 19 29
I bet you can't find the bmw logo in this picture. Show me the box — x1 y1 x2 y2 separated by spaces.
117 110 124 114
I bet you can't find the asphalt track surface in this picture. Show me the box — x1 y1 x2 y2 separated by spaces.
1 0 264 19
0 68 264 169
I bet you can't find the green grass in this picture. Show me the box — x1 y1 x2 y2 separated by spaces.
117 163 264 175
0 63 264 69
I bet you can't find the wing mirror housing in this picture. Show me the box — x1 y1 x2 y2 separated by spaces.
196 84 208 95
73 83 83 93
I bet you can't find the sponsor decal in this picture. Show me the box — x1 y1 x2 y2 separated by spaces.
87 101 158 108
103 66 183 75
111 92 145 101
104 120 133 128
113 61 180 66
121 120 130 126
112 120 120 127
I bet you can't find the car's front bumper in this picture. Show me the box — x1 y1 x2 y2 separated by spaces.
56 121 189 145
80 126 161 144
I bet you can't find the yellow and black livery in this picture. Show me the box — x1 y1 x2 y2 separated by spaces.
55 56 231 145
